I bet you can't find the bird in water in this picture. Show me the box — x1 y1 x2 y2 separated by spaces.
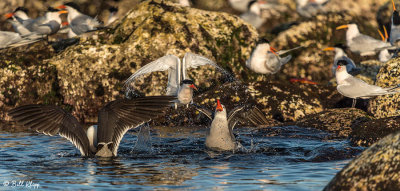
322 44 361 76
246 38 302 74
195 100 269 151
336 23 388 56
8 96 175 157
124 52 230 108
335 60 400 107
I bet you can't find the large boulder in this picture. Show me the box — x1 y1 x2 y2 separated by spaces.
351 116 400 146
324 131 400 190
45 0 258 120
368 57 400 119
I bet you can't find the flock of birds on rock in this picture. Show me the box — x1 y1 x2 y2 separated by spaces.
4 0 400 157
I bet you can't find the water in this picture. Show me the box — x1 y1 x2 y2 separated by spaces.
0 125 364 190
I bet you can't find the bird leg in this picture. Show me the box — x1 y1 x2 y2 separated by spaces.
352 99 357 108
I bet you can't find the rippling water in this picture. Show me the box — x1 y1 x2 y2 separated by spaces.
0 125 364 190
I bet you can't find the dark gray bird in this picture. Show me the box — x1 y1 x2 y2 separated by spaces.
8 96 175 157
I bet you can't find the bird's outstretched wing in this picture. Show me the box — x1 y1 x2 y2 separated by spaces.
183 52 232 79
8 105 91 156
124 54 180 95
96 96 175 156
193 103 213 120
228 105 269 130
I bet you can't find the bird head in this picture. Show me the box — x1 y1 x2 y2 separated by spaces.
216 99 224 112
181 79 198 90
336 60 348 72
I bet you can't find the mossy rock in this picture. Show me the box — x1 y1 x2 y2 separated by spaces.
324 131 400 191
368 57 400 119
293 108 372 138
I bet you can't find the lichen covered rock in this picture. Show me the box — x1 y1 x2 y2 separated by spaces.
294 108 371 138
368 57 400 119
48 0 258 120
324 131 400 190
351 116 400 146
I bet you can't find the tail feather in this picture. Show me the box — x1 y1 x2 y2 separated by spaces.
280 55 292 65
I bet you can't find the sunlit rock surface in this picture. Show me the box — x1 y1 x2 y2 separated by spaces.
368 57 400 119
351 116 400 146
325 131 400 190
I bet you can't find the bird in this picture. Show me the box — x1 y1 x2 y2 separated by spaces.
390 0 400 47
0 31 23 48
336 23 388 56
246 38 302 74
105 7 118 26
240 0 267 29
4 7 31 36
335 60 400 107
124 52 229 107
229 0 253 12
195 99 269 151
377 25 393 62
296 0 329 18
8 96 176 157
322 44 361 76
57 2 102 38
179 0 191 7
176 79 197 108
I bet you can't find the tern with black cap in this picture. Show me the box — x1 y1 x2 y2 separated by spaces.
323 44 360 76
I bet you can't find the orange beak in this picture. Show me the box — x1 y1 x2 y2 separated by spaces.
57 5 67 9
58 10 68 14
216 99 223 111
62 22 69 26
323 47 335 51
378 28 385 42
258 0 267 4
4 13 14 19
270 47 278 55
336 25 349 30
393 0 397 11
189 84 198 90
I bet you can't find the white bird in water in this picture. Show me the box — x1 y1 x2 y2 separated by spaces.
322 45 360 76
336 23 388 56
57 2 102 38
124 52 230 107
335 60 400 107
246 38 302 74
8 96 175 157
296 0 329 18
195 100 269 151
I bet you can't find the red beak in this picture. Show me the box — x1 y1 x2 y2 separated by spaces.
4 13 14 19
270 47 278 56
57 5 67 9
336 65 341 70
189 84 198 90
216 99 223 111
62 22 69 26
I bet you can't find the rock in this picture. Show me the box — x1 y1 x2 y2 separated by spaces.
44 0 257 120
270 12 383 82
351 116 400 146
324 131 400 190
293 108 371 138
368 57 400 119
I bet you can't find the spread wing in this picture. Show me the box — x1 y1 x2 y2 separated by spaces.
8 105 91 156
70 14 100 35
228 105 270 129
193 103 213 120
96 96 175 156
183 52 232 79
124 55 180 95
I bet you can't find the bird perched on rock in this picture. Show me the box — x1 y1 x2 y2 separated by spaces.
229 0 253 12
336 23 388 56
335 60 400 107
246 38 302 74
376 25 393 62
124 52 230 108
240 0 267 29
57 2 102 38
322 44 360 76
8 96 175 157
195 100 269 151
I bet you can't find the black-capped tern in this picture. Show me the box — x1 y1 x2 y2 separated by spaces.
322 45 360 76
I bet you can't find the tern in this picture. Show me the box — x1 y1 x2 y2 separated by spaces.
57 2 102 38
335 60 400 107
377 25 393 62
124 52 229 107
322 44 360 76
8 96 175 157
246 38 302 74
195 100 269 151
336 23 388 56
296 0 329 18
240 0 267 29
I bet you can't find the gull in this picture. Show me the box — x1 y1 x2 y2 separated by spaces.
336 23 388 56
124 52 229 107
57 2 102 38
195 100 269 151
8 96 175 157
246 38 302 74
335 60 400 107
322 44 360 76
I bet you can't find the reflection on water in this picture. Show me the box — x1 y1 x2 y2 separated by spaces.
0 125 363 190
